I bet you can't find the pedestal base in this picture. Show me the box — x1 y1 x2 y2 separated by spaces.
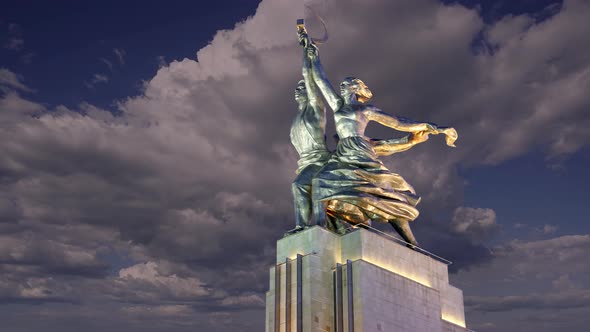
265 226 469 332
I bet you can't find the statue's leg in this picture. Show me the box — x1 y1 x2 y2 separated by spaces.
311 176 327 227
292 180 312 228
388 218 418 248
331 216 349 235
292 166 319 228
313 199 327 227
325 214 346 234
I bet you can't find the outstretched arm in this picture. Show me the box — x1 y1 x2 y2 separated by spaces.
365 106 436 133
302 49 321 110
366 106 459 147
302 48 326 130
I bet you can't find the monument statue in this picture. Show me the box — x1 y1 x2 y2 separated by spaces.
292 20 458 247
265 19 469 332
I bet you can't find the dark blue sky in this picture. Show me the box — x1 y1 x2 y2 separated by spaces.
462 147 590 240
1 0 261 109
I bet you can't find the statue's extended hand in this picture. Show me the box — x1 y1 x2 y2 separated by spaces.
425 123 438 133
298 30 309 48
306 43 319 60
409 131 430 145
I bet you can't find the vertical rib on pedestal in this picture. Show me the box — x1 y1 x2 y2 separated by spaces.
269 255 304 332
334 263 343 332
296 254 303 332
346 259 354 332
274 263 280 332
285 258 291 332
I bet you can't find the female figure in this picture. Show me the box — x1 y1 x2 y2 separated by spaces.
303 40 457 246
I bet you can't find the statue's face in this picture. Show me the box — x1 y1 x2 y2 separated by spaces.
340 79 358 98
295 83 308 103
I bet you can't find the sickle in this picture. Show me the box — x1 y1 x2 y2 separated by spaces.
305 4 329 44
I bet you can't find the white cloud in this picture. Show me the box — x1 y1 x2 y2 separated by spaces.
220 294 264 307
118 261 210 298
0 91 45 124
113 48 126 64
100 58 114 70
156 55 166 68
454 234 590 331
455 234 590 294
84 73 109 88
0 68 32 92
122 304 194 317
542 224 558 234
451 207 498 241
0 233 108 276
466 289 590 311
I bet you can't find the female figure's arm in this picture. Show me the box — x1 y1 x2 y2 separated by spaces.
302 48 323 115
366 106 458 147
305 42 343 112
365 106 436 133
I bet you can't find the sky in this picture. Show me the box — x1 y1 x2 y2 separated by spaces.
0 0 589 331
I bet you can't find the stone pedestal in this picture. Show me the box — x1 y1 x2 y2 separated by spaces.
265 226 469 332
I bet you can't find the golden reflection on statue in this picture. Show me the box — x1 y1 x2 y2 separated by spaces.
292 21 458 246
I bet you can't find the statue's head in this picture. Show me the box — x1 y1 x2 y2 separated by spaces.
340 77 373 103
295 80 308 104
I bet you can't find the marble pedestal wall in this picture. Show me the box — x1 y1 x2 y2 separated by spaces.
265 226 469 332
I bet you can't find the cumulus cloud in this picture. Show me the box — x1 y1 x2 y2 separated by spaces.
0 276 75 303
463 0 590 161
84 73 109 88
0 68 32 92
219 294 265 307
466 290 590 312
117 261 210 300
456 235 590 285
542 224 559 234
453 235 590 331
451 206 498 241
122 304 194 317
0 91 45 126
100 58 114 70
156 55 166 68
0 234 110 277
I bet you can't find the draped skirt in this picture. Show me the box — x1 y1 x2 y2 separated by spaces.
312 136 420 224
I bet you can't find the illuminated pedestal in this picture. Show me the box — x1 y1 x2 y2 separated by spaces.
265 226 469 332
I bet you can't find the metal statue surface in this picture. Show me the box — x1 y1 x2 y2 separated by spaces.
292 20 458 246
288 29 331 233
